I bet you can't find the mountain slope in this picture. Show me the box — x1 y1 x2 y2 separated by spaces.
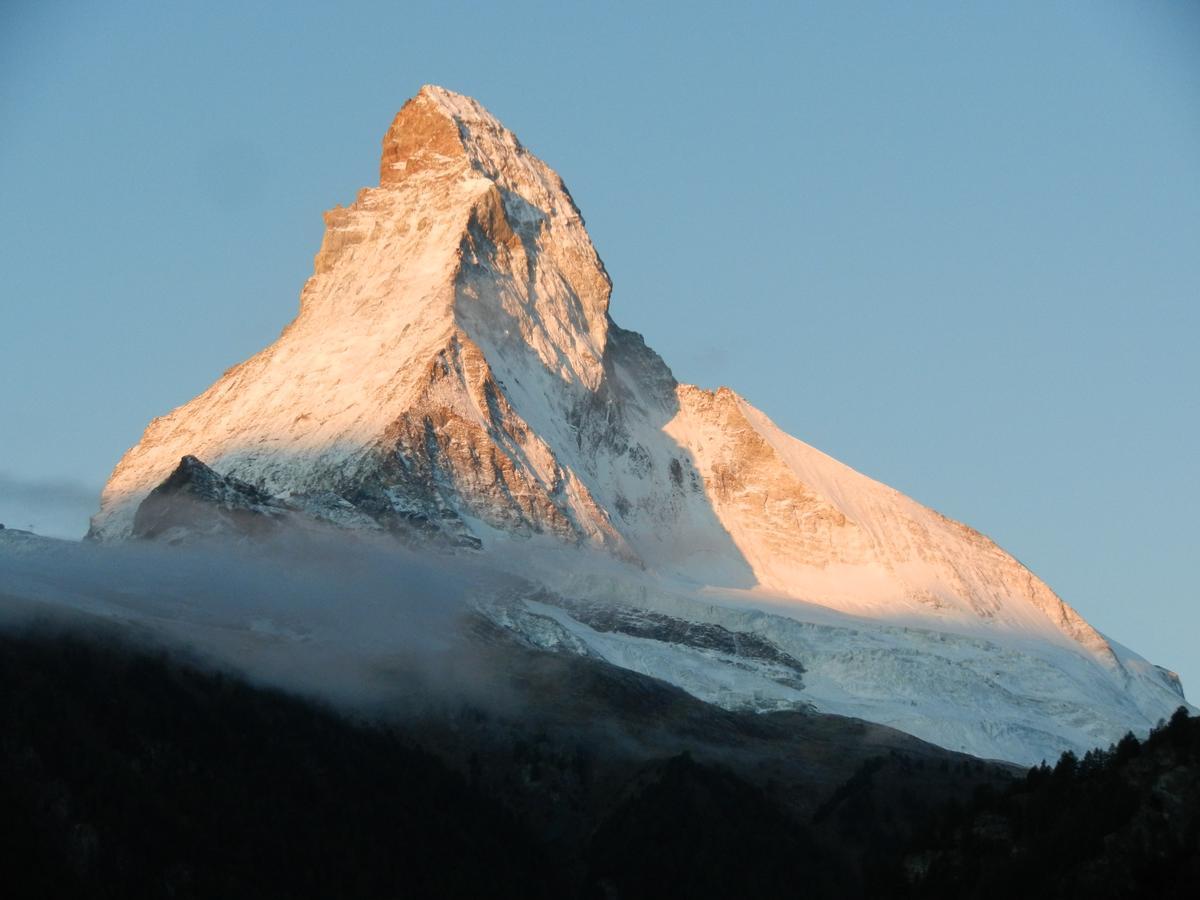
86 85 1188 763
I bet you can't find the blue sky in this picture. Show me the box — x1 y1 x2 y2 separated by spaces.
2 1 1197 692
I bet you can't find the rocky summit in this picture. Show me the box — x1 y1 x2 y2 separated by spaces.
87 86 1189 764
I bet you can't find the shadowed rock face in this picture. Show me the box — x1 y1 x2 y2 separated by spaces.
131 456 293 541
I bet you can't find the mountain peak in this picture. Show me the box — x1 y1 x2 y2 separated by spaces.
415 83 510 129
378 85 475 183
93 86 615 543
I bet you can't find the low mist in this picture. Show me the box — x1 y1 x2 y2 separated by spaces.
0 529 536 716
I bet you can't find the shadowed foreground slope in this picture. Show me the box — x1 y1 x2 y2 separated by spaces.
2 624 1193 898
0 630 553 899
881 707 1200 899
0 623 1000 899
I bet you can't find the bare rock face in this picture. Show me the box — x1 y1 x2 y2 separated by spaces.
131 455 294 542
88 86 1189 763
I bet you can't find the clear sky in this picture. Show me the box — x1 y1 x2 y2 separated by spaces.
2 1 1197 693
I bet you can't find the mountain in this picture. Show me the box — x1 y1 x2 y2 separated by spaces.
87 85 1188 764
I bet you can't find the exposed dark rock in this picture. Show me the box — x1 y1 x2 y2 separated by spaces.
131 455 293 541
559 597 807 688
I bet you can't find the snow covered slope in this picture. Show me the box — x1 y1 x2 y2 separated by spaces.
88 86 1188 763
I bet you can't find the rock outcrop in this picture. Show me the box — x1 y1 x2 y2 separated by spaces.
131 455 293 541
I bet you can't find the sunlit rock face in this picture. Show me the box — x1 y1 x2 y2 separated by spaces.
91 86 621 553
89 86 1188 764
